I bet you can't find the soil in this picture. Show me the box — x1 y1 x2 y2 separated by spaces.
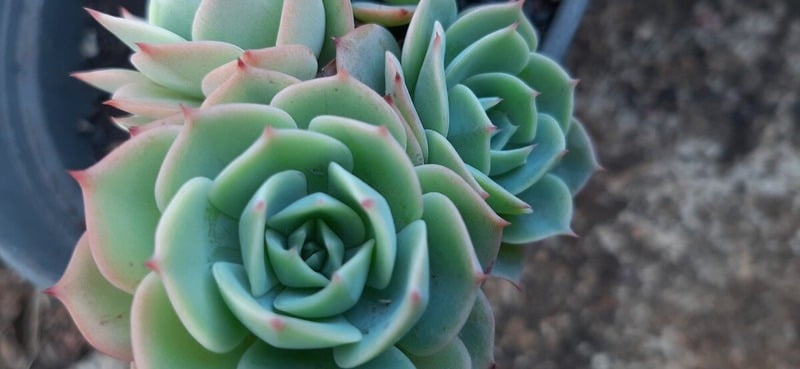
3 0 799 368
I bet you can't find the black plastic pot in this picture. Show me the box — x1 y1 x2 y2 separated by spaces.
0 0 587 288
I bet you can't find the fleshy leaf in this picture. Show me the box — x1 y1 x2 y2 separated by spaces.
131 273 246 369
272 73 407 146
78 125 179 293
275 0 326 55
210 128 354 217
458 290 496 369
72 69 148 94
444 1 523 63
85 8 185 51
109 82 200 119
131 41 243 98
319 0 355 65
385 53 428 162
352 2 416 27
466 165 531 216
446 84 493 173
153 177 247 353
155 104 297 211
401 0 457 92
414 165 505 272
550 118 599 194
493 114 566 195
518 52 576 132
202 63 301 107
502 174 574 244
334 220 429 368
489 243 526 285
239 171 308 296
274 241 373 318
213 262 363 349
336 24 401 93
397 193 481 356
424 130 486 197
326 163 396 290
265 229 331 288
268 192 366 246
413 22 449 136
242 45 318 80
192 0 282 50
48 234 133 361
463 72 537 145
310 116 423 230
146 0 202 40
445 23 529 88
239 341 415 369
406 337 472 369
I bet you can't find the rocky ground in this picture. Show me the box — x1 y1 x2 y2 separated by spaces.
2 0 799 368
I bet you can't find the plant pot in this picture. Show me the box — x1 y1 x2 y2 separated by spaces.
0 0 587 288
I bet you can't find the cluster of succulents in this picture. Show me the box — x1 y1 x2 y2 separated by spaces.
49 0 597 368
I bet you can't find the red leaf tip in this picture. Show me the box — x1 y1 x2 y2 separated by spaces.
144 258 160 272
410 290 422 304
42 286 60 297
269 318 285 331
361 198 375 210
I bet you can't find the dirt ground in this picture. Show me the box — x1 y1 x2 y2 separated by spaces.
1 0 798 368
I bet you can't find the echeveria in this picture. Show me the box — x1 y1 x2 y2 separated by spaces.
49 67 507 368
73 1 355 126
360 0 599 281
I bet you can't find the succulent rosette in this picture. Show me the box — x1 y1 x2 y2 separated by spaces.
73 0 355 127
356 0 599 281
49 66 508 368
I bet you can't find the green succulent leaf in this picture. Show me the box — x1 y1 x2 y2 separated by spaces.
413 22 449 136
131 273 248 369
414 165 504 272
401 0 457 92
49 234 133 361
502 174 574 244
209 128 354 217
85 8 185 51
202 64 301 107
77 125 179 293
517 53 576 132
275 0 326 55
192 0 282 50
239 171 308 296
335 24 401 93
397 192 481 356
131 41 243 99
155 104 297 211
385 53 428 162
446 84 493 173
239 341 415 369
405 337 472 369
319 0 355 65
241 45 319 81
334 220 429 368
445 23 529 88
424 130 486 197
458 290 496 369
444 0 524 63
493 114 566 195
109 82 200 119
550 119 599 195
352 2 416 27
154 177 247 353
71 69 149 94
466 166 531 216
309 116 423 231
271 74 407 146
146 0 202 40
268 192 367 247
489 243 526 285
213 262 363 349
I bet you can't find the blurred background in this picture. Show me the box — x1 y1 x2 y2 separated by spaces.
2 0 799 368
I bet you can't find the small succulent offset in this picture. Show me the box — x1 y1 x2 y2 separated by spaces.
49 0 596 368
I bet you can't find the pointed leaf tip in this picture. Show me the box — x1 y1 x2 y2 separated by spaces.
42 286 58 297
144 258 159 272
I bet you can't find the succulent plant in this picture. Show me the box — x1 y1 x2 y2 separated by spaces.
73 0 355 127
49 60 511 367
350 0 599 281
